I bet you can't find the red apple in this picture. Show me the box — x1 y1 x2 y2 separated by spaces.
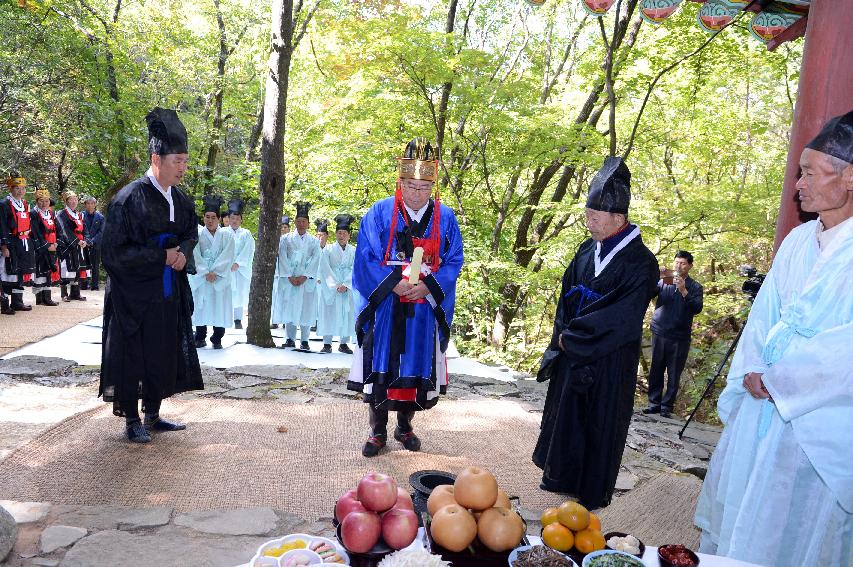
381 507 419 550
357 472 398 513
335 489 367 523
392 488 414 511
340 510 382 553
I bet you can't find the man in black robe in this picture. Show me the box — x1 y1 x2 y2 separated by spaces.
99 107 203 443
533 157 658 509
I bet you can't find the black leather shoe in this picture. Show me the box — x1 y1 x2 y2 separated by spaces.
234 320 243 329
338 344 353 354
642 406 660 414
394 428 421 452
660 410 672 419
300 341 310 351
320 344 332 353
281 338 295 348
270 324 279 329
212 342 223 350
362 434 387 457
195 338 207 348
126 421 152 443
144 417 187 432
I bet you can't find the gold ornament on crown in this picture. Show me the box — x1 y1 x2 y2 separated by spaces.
61 190 78 202
397 137 440 182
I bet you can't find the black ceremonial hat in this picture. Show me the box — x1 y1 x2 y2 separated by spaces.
315 218 329 233
335 214 355 231
585 156 631 214
805 109 853 164
228 198 245 215
295 201 311 220
280 215 291 225
202 194 224 216
146 107 189 156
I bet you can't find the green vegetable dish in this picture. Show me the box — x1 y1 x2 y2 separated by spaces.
587 554 645 567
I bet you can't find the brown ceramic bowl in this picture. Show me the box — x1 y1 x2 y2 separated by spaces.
658 544 700 567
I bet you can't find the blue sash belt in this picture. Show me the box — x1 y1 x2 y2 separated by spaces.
564 284 602 317
152 233 177 298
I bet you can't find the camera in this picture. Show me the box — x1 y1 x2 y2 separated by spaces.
738 264 766 300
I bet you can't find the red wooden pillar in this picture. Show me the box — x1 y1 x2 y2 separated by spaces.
773 0 853 252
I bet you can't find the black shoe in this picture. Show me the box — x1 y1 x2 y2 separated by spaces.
394 428 421 452
69 286 86 301
338 344 353 354
195 338 207 348
144 417 187 432
41 290 59 306
320 344 332 353
234 320 243 329
300 341 310 351
212 342 223 350
362 434 387 457
35 291 43 305
1 297 14 315
281 338 295 348
642 406 660 415
270 324 279 329
11 295 31 311
126 421 152 443
660 410 672 419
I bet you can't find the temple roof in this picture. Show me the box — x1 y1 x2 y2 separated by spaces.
568 0 809 50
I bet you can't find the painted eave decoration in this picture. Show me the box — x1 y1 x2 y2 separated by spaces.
539 0 811 49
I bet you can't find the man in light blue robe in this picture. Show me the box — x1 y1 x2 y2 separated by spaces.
695 110 853 567
317 214 357 354
270 215 290 330
190 196 235 350
347 138 464 457
278 202 320 351
226 198 255 330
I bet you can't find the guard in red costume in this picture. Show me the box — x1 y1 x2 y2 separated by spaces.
0 173 35 315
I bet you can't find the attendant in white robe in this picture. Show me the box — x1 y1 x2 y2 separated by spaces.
226 198 255 329
190 196 234 349
695 110 853 567
270 215 290 329
278 202 320 351
317 214 356 354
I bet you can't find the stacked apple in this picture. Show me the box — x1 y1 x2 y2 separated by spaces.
426 466 525 554
335 472 419 554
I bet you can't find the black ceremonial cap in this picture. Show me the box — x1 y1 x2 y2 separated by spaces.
585 156 631 214
202 194 224 215
805 109 853 164
295 201 311 220
228 198 245 215
315 218 329 233
280 215 291 225
335 214 355 231
146 107 189 156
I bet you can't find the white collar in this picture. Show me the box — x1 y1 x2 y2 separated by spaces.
65 206 79 219
9 195 25 210
404 202 429 223
818 216 853 250
146 168 171 193
593 226 641 277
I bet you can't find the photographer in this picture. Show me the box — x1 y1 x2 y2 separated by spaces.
644 251 703 418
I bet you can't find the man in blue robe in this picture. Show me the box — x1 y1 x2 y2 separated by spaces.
348 138 464 457
695 110 853 566
99 108 203 443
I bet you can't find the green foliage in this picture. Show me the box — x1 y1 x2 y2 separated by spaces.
2 0 801 421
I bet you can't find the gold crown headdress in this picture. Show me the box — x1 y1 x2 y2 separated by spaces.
397 137 439 182
34 188 51 201
5 174 26 189
61 190 78 202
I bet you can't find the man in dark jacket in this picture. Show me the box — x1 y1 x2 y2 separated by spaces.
82 196 105 290
533 157 658 509
0 173 35 314
644 251 704 418
99 107 203 443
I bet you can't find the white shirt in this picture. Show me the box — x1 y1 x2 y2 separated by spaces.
817 216 853 250
146 167 174 222
404 203 429 223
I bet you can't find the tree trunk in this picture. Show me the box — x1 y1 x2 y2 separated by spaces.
204 0 228 190
246 0 296 347
435 0 459 157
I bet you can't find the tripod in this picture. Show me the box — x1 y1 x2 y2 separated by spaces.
678 324 745 439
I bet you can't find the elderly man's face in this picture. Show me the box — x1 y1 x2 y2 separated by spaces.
229 213 242 229
797 148 853 222
66 196 79 210
37 197 51 210
9 185 26 200
295 217 309 235
336 229 350 247
152 153 189 188
400 178 433 211
203 211 219 231
85 200 96 213
584 208 626 242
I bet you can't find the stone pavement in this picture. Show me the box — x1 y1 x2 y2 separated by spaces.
0 355 721 567
0 290 104 358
